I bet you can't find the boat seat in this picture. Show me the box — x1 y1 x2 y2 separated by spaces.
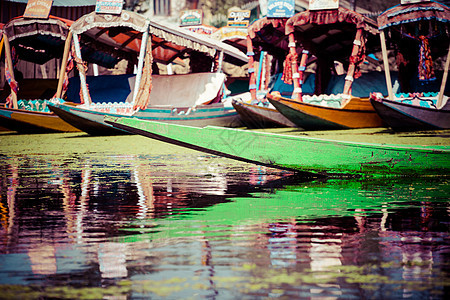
66 74 136 104
150 72 226 107
66 72 226 107
1 79 58 102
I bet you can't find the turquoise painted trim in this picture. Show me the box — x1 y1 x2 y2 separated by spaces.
0 109 13 118
54 103 237 121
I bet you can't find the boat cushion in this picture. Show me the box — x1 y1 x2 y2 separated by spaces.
270 73 315 97
66 72 226 107
66 74 136 104
149 73 226 106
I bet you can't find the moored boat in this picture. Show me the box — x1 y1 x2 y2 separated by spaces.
268 5 386 130
48 8 248 135
369 0 450 131
0 15 81 133
232 16 300 128
104 116 450 177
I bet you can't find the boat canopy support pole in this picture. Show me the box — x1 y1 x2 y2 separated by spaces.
298 49 309 101
380 30 394 101
72 33 91 105
343 28 363 100
247 35 257 101
438 45 450 108
0 34 4 57
217 50 224 73
55 31 73 99
3 33 18 109
256 51 264 94
132 29 149 107
288 33 302 101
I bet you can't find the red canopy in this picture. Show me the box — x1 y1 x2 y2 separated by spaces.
247 17 289 58
286 7 378 36
378 1 450 30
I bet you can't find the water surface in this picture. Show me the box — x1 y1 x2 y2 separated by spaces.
0 133 449 299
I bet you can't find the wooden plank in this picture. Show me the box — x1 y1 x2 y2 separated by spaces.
438 45 450 108
380 30 394 100
56 31 72 99
3 33 18 109
104 116 450 176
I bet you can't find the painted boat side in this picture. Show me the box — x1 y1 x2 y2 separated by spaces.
0 105 81 133
370 97 450 131
48 102 242 136
232 100 298 128
105 116 450 176
268 95 384 130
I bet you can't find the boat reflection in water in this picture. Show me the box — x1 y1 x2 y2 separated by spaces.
0 150 448 299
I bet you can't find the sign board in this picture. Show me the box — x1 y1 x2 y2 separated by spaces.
227 10 251 27
309 0 339 11
180 9 203 27
401 0 430 4
24 0 53 19
95 0 123 15
267 0 295 18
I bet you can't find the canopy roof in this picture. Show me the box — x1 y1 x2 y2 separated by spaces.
149 20 248 66
247 17 289 58
211 26 247 54
378 1 450 30
70 11 247 68
3 15 73 64
285 7 379 62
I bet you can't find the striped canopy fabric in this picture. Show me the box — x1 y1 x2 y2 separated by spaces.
378 1 450 30
3 15 72 64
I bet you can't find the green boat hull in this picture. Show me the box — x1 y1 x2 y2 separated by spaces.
105 116 450 176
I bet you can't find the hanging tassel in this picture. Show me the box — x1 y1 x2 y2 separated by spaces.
281 52 298 84
418 35 436 81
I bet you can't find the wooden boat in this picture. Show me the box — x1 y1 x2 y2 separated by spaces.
0 15 81 133
104 116 450 177
268 7 385 130
231 17 300 128
48 10 248 135
369 1 450 131
232 100 297 128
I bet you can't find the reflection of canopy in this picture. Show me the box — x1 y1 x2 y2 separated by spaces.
70 11 247 68
378 1 450 30
247 17 289 58
3 15 73 64
285 7 379 61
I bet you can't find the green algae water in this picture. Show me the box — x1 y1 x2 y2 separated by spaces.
0 133 449 299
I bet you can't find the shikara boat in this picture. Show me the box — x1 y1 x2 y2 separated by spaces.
231 17 299 128
369 1 450 131
104 116 450 177
0 15 80 133
48 10 248 135
268 7 385 130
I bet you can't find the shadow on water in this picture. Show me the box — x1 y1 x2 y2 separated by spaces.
0 134 449 299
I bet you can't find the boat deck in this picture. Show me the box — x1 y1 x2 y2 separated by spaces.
248 128 450 148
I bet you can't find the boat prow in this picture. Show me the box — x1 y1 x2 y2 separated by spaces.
105 116 450 177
